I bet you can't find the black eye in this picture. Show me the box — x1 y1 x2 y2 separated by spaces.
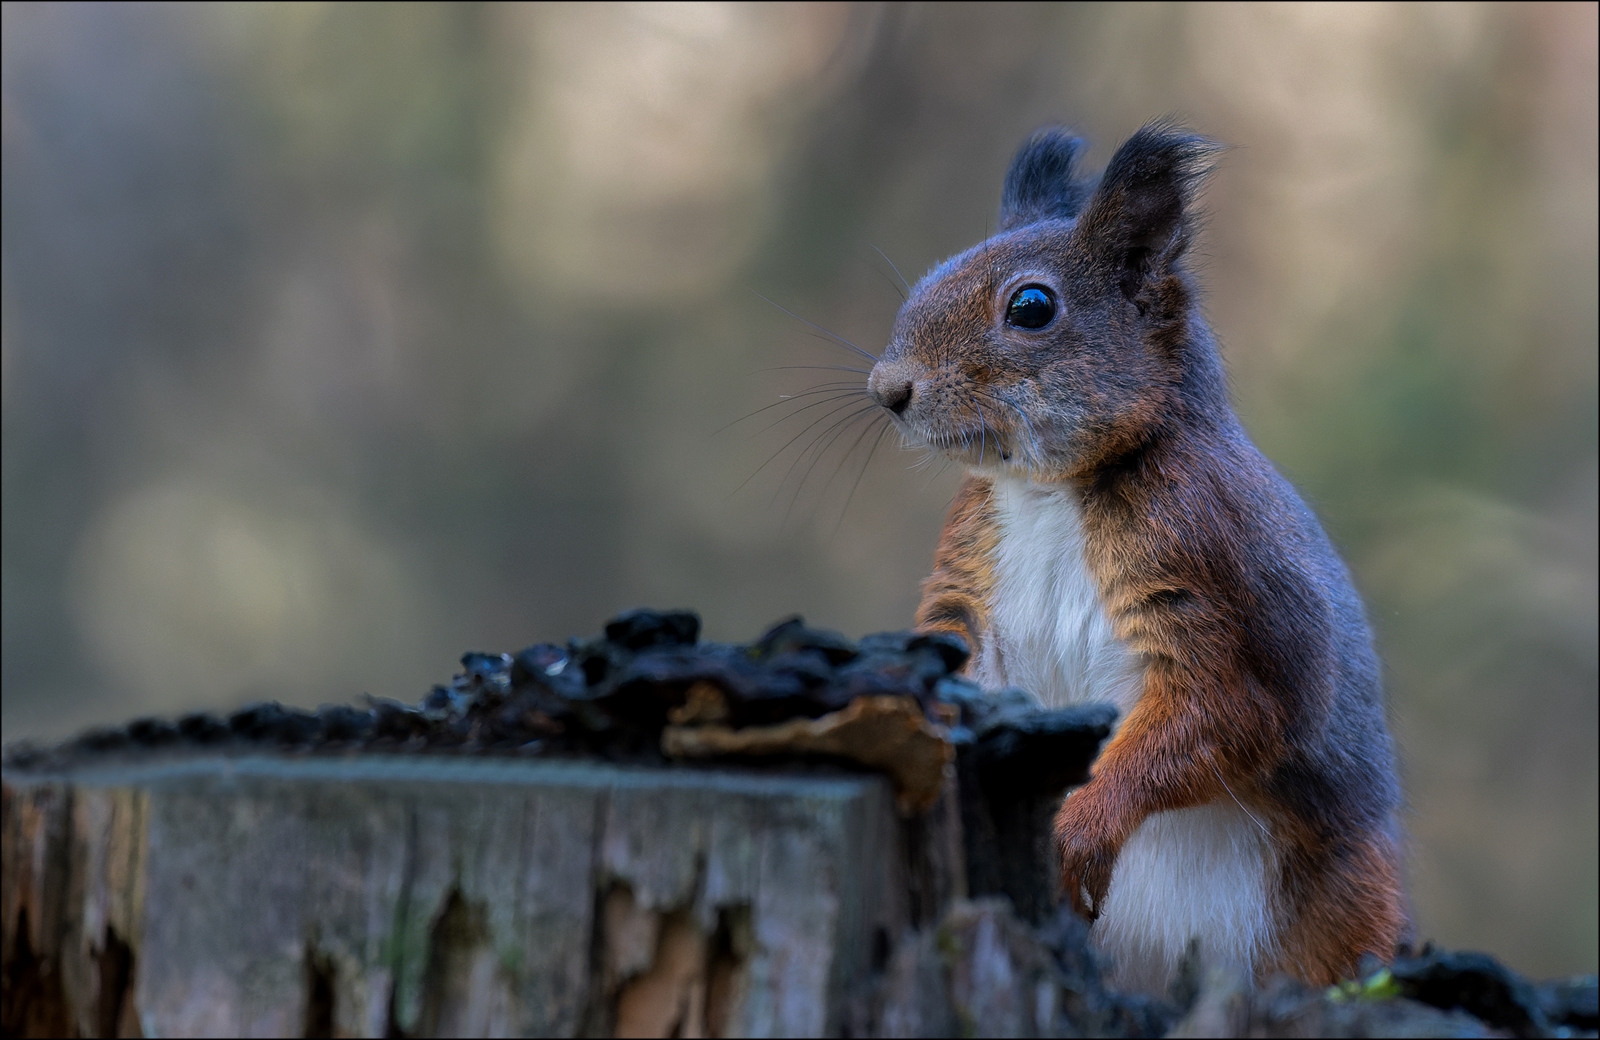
1005 286 1056 329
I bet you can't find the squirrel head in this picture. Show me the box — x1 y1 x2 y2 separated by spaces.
868 122 1224 479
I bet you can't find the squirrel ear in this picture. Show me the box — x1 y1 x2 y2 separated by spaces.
999 128 1093 230
1075 121 1222 292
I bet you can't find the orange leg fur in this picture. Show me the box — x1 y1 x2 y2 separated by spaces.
1054 661 1285 917
1269 829 1409 984
914 474 997 662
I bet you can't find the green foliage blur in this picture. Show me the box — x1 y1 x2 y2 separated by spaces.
2 3 1594 977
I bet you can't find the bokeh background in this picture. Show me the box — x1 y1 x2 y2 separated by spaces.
3 2 1594 977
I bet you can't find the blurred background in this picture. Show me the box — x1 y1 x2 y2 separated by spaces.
2 2 1594 976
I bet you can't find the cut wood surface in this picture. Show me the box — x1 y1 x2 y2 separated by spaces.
2 754 961 1038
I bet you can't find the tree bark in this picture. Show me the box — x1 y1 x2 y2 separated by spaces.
2 754 963 1038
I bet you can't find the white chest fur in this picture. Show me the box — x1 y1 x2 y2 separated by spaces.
974 476 1145 715
972 474 1279 991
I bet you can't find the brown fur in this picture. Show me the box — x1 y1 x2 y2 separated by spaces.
873 123 1408 985
913 474 998 655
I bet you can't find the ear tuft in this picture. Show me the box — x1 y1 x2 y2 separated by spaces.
999 128 1093 230
1075 120 1223 288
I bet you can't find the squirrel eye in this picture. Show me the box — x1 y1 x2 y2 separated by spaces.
1005 285 1056 329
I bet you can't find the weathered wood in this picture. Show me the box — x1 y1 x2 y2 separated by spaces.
2 755 960 1038
7 752 1588 1039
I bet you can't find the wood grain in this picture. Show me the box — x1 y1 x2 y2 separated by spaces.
2 755 940 1038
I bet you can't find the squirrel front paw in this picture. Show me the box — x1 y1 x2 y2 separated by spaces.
1054 786 1125 921
1058 838 1117 921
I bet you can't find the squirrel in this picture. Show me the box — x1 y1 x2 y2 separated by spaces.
866 122 1408 991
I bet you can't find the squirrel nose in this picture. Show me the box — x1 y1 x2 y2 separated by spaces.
872 379 913 415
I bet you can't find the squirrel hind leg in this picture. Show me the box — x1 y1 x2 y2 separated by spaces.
1269 828 1409 985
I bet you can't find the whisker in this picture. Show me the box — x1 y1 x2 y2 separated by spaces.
731 396 877 497
829 417 892 541
966 387 1008 444
922 457 953 490
752 390 876 438
776 399 881 496
751 364 872 376
750 389 872 437
778 380 870 391
870 244 913 297
779 414 871 527
869 263 907 302
797 329 868 353
714 384 868 437
968 385 1044 472
766 399 880 502
776 404 882 522
753 292 879 363
729 277 905 530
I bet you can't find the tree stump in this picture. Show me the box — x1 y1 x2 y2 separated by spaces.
2 754 963 1038
2 615 1120 1038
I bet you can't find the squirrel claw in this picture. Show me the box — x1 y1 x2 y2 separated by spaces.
1059 842 1115 923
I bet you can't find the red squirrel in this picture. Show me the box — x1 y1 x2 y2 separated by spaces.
867 122 1408 990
